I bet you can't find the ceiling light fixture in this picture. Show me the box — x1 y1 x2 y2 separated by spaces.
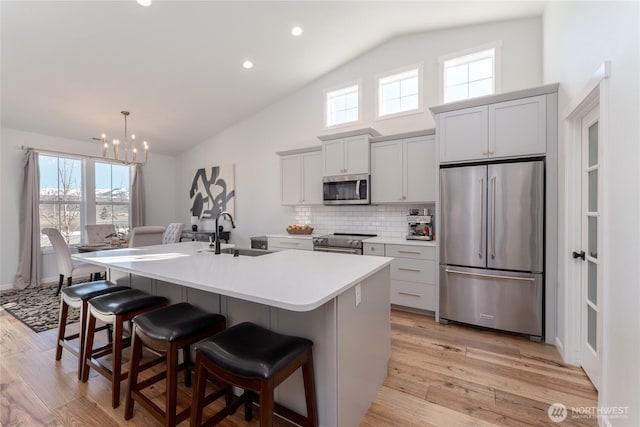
137 0 152 6
242 60 254 69
95 111 149 165
291 26 303 37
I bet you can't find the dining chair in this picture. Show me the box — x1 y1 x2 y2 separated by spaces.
162 223 185 244
42 228 106 295
128 226 165 247
85 224 117 244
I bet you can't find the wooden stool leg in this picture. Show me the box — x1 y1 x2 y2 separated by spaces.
166 344 179 427
112 317 124 408
76 301 89 380
190 352 207 427
124 326 143 420
259 382 275 427
183 345 192 387
302 352 318 427
55 298 68 360
81 313 97 382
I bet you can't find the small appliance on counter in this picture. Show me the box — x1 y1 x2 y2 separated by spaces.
406 215 434 241
250 236 268 250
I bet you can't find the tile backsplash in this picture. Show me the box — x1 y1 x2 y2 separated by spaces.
291 204 434 238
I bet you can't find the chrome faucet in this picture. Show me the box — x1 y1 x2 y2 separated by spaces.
214 210 236 254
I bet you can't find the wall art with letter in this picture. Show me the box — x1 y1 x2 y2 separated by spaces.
189 164 235 219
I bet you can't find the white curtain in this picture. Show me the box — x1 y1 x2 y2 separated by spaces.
14 150 40 289
131 164 145 228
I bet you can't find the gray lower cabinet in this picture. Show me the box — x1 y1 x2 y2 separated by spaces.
363 242 436 311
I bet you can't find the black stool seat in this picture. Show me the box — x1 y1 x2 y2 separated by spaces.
62 280 129 301
89 288 167 315
196 322 313 379
133 302 226 342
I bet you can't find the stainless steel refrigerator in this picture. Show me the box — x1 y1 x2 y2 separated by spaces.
439 160 544 338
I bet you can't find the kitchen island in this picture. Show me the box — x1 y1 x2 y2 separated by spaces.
74 241 392 426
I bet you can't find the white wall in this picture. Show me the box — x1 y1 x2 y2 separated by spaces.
0 128 179 288
543 2 639 425
177 17 543 246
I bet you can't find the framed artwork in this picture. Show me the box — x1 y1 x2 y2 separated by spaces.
189 164 235 219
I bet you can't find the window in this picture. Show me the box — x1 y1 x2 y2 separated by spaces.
441 42 501 103
377 66 421 117
39 155 83 246
325 83 359 127
95 162 130 233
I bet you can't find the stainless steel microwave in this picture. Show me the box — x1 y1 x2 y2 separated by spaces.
322 174 370 205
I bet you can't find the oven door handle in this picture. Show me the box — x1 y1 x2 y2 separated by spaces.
314 247 361 255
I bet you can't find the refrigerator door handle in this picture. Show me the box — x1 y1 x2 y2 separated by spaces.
445 267 536 282
490 176 496 259
479 178 484 259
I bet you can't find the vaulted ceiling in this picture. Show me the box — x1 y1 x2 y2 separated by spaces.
1 1 545 156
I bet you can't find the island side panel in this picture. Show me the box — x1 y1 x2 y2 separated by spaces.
337 266 390 427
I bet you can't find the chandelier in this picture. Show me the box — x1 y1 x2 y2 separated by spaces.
96 110 148 165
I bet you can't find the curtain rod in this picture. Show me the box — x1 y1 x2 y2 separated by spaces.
20 145 146 166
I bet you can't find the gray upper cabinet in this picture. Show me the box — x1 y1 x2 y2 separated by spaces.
278 148 322 205
318 128 380 176
371 134 436 203
322 134 370 176
436 94 548 163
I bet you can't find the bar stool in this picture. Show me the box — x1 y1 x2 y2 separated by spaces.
124 302 227 426
55 280 130 380
81 288 168 408
190 322 318 427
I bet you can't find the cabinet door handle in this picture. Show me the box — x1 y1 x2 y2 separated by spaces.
398 267 421 272
398 291 421 297
398 250 421 255
280 241 300 245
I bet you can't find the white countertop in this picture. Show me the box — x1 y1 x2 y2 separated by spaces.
364 236 436 247
73 241 392 312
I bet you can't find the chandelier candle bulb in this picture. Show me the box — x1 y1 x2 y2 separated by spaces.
143 141 148 162
113 139 119 159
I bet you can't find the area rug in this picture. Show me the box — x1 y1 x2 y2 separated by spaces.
0 282 79 333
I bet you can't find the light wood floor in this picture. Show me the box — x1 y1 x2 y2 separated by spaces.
0 307 596 426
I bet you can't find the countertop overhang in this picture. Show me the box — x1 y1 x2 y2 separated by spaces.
73 242 392 312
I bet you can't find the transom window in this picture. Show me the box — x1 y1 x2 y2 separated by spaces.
39 155 83 246
325 84 359 127
442 44 500 103
377 67 421 117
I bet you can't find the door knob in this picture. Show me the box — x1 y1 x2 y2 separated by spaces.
572 250 586 261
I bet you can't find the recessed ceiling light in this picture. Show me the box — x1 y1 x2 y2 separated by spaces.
291 26 303 37
242 60 254 69
137 0 152 6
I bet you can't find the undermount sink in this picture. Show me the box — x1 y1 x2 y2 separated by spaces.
219 247 274 257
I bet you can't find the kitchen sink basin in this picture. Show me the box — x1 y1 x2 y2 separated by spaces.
219 247 274 257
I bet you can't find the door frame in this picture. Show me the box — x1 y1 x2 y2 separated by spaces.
562 62 610 392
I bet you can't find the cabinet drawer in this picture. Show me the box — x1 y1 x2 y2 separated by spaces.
390 258 435 283
267 237 313 251
363 243 385 256
390 280 436 311
385 244 435 260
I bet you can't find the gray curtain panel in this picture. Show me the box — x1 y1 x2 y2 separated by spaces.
14 150 41 289
131 164 145 228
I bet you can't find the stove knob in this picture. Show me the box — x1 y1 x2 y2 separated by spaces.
347 240 354 245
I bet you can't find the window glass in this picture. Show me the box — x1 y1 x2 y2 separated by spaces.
39 155 83 246
95 162 130 233
378 68 420 117
444 48 495 103
326 84 359 127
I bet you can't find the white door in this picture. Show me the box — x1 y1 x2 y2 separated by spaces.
578 106 602 390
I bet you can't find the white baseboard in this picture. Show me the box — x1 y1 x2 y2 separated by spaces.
0 283 14 291
0 276 61 292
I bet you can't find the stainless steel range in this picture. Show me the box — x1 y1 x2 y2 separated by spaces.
312 233 377 255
